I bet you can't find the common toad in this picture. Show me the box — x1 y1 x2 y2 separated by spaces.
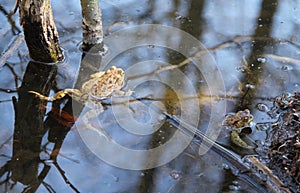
29 66 126 103
29 66 132 140
223 109 254 149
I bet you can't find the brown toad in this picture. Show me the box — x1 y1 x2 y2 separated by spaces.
29 66 126 103
223 109 254 149
29 66 132 140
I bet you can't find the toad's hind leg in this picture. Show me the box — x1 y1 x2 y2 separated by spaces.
230 130 254 149
29 89 82 102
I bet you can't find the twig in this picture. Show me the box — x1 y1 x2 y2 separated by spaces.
0 99 13 103
263 54 300 65
0 161 11 182
42 181 56 193
0 5 21 34
0 88 17 93
149 36 300 74
5 63 22 87
246 156 292 193
0 35 24 68
41 143 80 164
0 135 12 150
166 182 177 193
52 161 80 193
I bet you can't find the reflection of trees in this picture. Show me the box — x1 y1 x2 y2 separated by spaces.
1 62 46 190
0 0 294 192
12 62 56 185
0 61 81 192
166 1 207 193
0 55 100 192
132 0 287 192
135 0 206 192
0 0 104 192
0 32 104 193
0 0 73 190
177 0 205 38
239 0 278 109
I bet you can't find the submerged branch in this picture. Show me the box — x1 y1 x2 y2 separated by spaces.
263 54 300 65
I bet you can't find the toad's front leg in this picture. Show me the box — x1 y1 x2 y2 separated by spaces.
29 89 82 102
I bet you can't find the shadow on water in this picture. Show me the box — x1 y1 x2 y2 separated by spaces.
0 0 300 192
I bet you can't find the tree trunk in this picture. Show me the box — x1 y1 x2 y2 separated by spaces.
80 0 104 51
18 0 63 63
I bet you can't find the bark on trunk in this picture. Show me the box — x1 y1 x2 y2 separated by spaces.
18 0 63 63
80 0 104 51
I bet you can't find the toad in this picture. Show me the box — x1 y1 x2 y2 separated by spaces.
223 109 254 149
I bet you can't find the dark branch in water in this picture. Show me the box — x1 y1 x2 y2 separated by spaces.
52 161 80 193
238 0 278 109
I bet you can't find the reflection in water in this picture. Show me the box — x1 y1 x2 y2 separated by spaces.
239 0 278 109
1 0 300 192
10 62 58 191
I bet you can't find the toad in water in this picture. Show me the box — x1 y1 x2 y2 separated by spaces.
29 66 132 140
223 109 254 149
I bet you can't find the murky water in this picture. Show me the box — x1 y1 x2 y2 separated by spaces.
1 0 300 192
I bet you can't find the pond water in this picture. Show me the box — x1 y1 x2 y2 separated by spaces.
1 0 300 192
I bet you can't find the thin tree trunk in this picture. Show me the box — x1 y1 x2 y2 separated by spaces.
18 0 63 63
80 0 104 51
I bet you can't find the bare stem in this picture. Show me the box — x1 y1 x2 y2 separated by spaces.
80 0 104 51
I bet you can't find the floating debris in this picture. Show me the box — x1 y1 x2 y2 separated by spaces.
266 92 300 192
170 170 181 180
256 103 269 112
257 57 267 63
281 65 293 71
245 84 255 89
